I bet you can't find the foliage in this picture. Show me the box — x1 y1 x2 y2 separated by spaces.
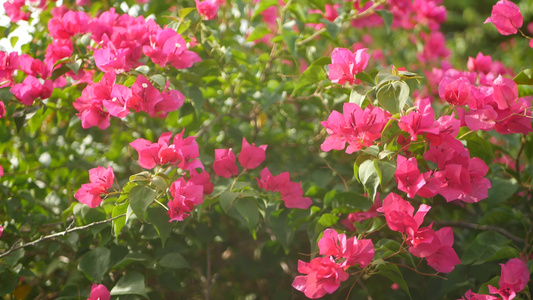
0 0 532 299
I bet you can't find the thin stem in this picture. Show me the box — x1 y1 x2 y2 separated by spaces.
516 134 526 183
434 220 524 244
0 214 126 259
389 262 446 279
154 199 169 211
320 156 349 192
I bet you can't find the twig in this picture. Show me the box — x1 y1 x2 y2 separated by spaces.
434 220 524 244
389 262 446 279
320 156 349 192
0 214 127 259
516 135 526 183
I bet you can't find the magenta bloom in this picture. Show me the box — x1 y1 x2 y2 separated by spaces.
488 258 530 300
213 149 239 178
88 284 110 300
395 155 426 198
292 256 349 299
48 11 90 40
0 225 3 238
398 98 439 141
467 52 492 74
438 77 472 106
485 0 523 35
143 28 202 69
318 229 374 268
422 227 461 273
195 0 219 20
255 168 312 209
238 137 267 169
328 48 370 85
380 192 430 233
461 290 499 300
10 75 53 106
0 101 5 119
75 166 115 208
321 103 390 154
492 75 518 110
167 178 204 222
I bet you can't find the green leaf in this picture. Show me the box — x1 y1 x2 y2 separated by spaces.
78 247 111 282
349 85 373 107
178 7 196 19
282 30 298 56
110 271 148 298
517 85 533 97
487 177 518 205
151 174 169 191
376 10 393 33
246 25 271 42
219 191 238 212
146 206 173 247
375 160 396 189
513 69 533 85
358 160 380 200
461 131 494 165
150 74 166 88
252 0 278 18
318 213 339 227
135 65 150 75
158 253 190 269
462 232 509 265
322 19 340 39
112 202 128 238
376 81 410 114
129 185 156 222
235 198 260 233
374 262 411 298
293 57 331 94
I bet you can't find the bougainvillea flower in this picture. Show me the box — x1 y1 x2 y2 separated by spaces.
321 103 390 154
88 284 110 300
341 197 381 231
48 11 90 39
75 166 115 208
464 105 498 131
213 148 239 178
423 227 461 273
328 48 370 85
189 169 213 195
485 0 523 36
256 167 290 192
379 192 430 233
167 178 205 222
467 52 492 74
195 0 219 20
426 164 471 202
460 290 499 300
10 75 53 106
488 258 530 300
278 181 312 209
492 75 518 110
292 256 349 299
0 226 3 238
238 137 267 169
438 77 472 106
3 0 30 23
318 229 374 268
0 101 5 119
398 98 439 141
395 155 426 198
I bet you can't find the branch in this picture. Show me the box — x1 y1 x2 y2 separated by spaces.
0 214 126 259
434 221 525 244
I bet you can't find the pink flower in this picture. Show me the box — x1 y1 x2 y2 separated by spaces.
422 227 461 273
143 28 202 69
195 0 219 20
488 258 530 300
3 0 29 23
0 226 3 238
255 168 312 209
438 77 472 106
321 103 390 154
341 197 381 231
292 256 349 299
88 284 110 300
167 178 204 222
48 11 90 39
379 192 430 233
75 166 115 208
395 155 426 198
328 48 370 85
461 290 499 300
485 0 523 36
467 52 492 74
318 229 374 268
213 149 239 178
0 101 5 118
10 75 53 106
238 138 267 169
492 75 518 110
398 98 439 141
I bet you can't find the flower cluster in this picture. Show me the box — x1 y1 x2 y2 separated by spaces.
380 193 460 273
213 137 267 178
167 171 212 222
292 229 374 298
256 167 312 209
460 258 530 300
130 130 203 171
321 103 390 154
74 166 115 208
328 48 370 85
